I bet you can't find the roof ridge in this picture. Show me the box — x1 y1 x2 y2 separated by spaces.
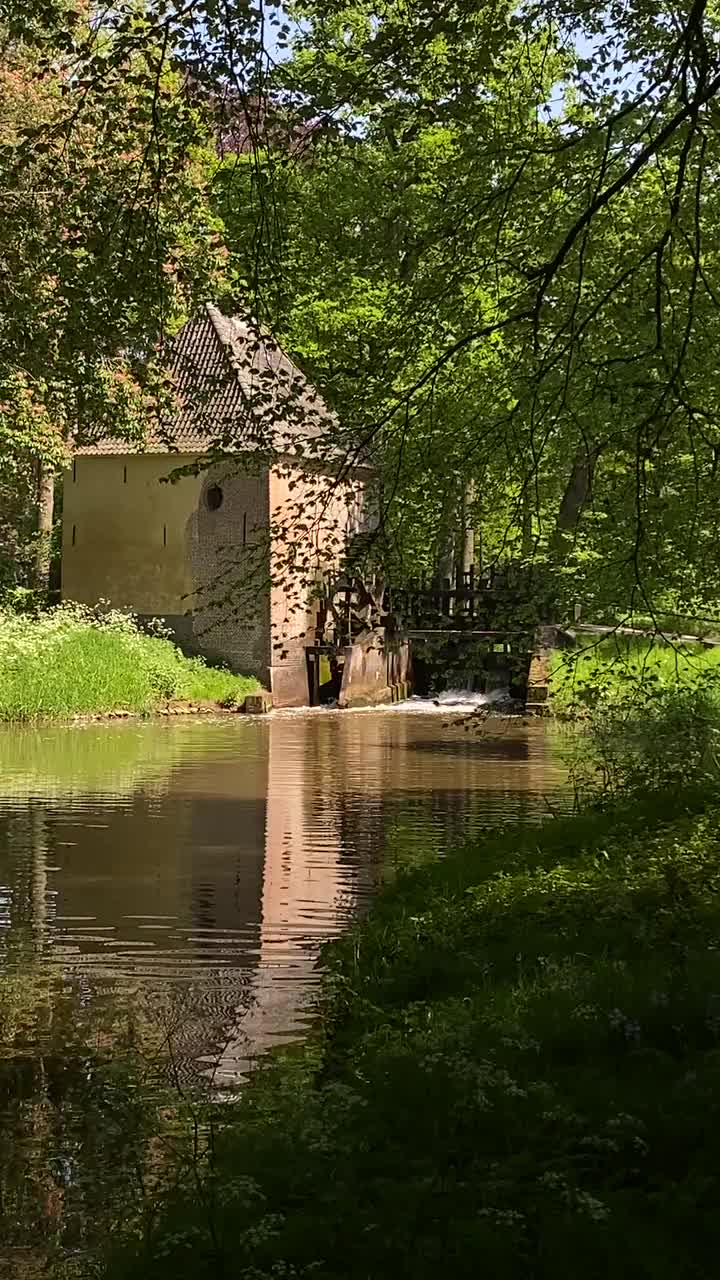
204 300 225 328
205 301 241 372
206 302 269 387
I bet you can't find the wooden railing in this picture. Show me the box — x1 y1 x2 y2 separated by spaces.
313 565 536 647
387 569 492 630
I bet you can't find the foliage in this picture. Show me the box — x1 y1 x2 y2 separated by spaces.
550 635 720 711
0 6 231 589
4 0 720 611
0 11 227 435
210 19 564 579
0 604 258 720
186 0 720 615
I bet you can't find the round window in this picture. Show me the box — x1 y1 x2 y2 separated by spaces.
206 484 223 511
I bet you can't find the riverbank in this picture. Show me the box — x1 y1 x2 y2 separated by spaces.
0 605 258 721
105 778 720 1280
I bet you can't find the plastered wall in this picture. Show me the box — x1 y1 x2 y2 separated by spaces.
61 454 203 622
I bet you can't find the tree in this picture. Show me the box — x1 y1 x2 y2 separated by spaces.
14 0 720 620
204 0 720 620
0 4 230 590
209 10 560 572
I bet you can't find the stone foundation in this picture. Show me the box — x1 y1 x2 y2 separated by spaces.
525 625 575 713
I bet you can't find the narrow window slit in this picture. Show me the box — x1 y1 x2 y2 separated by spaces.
123 465 127 483
163 524 167 547
72 525 76 547
72 460 76 483
243 513 247 545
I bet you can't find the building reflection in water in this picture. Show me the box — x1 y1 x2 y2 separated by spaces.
0 713 563 1081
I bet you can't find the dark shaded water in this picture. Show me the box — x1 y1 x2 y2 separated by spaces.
0 709 564 1272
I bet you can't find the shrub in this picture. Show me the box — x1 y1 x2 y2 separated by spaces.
549 634 720 716
550 638 720 803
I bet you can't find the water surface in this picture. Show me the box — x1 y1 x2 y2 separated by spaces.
0 709 563 1269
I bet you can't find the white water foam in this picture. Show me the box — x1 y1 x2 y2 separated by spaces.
392 687 511 713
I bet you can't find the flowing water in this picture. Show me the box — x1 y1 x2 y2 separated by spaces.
0 707 564 1271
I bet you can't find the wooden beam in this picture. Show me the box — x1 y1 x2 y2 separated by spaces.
406 629 532 641
572 624 720 648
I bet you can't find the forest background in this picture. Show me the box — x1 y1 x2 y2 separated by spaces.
2 0 718 627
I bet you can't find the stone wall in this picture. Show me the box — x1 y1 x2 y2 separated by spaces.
525 624 576 711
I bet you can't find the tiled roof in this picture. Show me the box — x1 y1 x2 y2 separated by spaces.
78 304 334 457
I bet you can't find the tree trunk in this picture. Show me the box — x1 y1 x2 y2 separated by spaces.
553 443 598 545
521 484 534 558
457 479 476 574
35 461 55 594
435 484 458 582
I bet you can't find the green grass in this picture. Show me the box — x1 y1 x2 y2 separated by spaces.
104 784 720 1280
0 604 259 720
549 633 720 712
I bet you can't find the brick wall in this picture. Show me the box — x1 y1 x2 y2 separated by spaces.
267 464 372 706
191 462 272 682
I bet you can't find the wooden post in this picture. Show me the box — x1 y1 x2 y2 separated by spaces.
306 651 320 706
316 600 327 645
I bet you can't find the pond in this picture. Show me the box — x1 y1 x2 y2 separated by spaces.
0 708 564 1273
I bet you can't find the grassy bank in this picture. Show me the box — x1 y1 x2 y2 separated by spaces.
104 779 720 1280
549 632 720 713
0 605 259 720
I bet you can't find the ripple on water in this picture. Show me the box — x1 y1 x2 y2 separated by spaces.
0 712 564 1077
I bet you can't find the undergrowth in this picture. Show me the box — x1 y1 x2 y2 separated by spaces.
550 636 720 802
0 604 258 720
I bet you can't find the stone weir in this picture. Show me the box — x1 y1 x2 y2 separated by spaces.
525 624 576 714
